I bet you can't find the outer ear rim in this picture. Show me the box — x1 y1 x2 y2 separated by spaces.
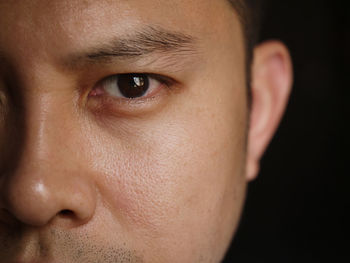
246 40 293 181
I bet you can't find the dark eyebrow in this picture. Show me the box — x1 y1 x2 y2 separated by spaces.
64 26 197 68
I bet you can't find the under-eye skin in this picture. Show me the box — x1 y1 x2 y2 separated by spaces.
88 73 176 116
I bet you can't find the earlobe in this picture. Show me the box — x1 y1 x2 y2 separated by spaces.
246 41 293 181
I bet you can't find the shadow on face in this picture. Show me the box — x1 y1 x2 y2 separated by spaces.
0 0 292 262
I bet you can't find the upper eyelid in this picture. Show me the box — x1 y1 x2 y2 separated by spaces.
99 73 176 87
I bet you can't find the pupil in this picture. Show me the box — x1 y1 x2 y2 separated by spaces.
118 74 149 98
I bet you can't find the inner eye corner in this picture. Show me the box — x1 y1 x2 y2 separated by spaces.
89 87 104 97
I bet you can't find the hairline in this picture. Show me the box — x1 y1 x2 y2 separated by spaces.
227 0 255 109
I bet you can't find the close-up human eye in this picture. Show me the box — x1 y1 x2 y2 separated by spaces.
92 73 169 100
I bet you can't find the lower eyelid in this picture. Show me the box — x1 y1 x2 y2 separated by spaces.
87 88 169 119
90 79 166 105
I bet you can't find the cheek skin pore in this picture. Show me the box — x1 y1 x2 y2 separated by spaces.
0 0 249 262
87 13 248 260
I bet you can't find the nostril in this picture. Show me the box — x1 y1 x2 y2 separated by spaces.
0 209 19 226
58 209 74 218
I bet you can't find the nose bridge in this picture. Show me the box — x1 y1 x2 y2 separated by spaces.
22 92 69 164
0 80 96 227
7 59 74 164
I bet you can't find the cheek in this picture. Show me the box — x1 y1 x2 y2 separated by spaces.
86 78 247 257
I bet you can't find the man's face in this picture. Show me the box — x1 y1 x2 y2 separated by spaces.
0 0 249 262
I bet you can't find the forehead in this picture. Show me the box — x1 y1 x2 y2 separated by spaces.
0 0 240 52
0 0 231 20
0 0 238 39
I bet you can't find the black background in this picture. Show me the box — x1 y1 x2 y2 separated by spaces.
224 1 348 262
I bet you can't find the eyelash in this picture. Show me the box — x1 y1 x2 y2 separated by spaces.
90 73 174 101
86 72 178 116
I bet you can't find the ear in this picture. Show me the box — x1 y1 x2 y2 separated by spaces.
246 41 293 181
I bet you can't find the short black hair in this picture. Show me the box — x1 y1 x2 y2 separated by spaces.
228 0 263 106
228 0 262 56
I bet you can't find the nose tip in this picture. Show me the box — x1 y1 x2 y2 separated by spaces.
0 171 96 227
0 91 97 228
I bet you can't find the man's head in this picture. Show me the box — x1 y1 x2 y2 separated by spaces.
0 0 292 262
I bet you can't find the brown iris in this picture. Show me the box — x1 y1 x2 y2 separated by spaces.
117 74 150 98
